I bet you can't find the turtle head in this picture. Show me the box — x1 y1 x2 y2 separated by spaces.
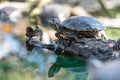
49 18 62 31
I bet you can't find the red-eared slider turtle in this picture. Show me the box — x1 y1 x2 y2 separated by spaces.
49 16 108 41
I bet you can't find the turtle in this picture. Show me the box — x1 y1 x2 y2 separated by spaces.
49 16 108 41
26 25 43 51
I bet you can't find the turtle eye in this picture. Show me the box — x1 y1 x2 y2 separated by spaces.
26 27 33 32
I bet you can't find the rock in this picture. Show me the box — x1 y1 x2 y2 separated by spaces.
88 59 120 80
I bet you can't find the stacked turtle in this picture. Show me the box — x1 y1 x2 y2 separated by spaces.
49 16 108 41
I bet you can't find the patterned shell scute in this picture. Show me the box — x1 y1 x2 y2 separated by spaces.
62 16 105 31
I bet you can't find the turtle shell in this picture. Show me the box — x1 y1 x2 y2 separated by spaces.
62 16 105 31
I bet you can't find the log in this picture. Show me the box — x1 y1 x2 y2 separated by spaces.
27 37 120 61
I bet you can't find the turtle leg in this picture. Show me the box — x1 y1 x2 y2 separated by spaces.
74 32 83 42
66 35 80 50
113 39 120 50
55 32 65 53
55 32 63 40
98 31 108 40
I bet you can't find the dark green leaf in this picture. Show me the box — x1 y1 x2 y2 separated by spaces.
48 54 87 77
56 54 87 68
48 64 61 78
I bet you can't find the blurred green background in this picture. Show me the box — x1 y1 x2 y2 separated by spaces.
0 0 120 80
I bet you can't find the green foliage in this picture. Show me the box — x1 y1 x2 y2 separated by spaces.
108 7 120 18
0 70 9 80
0 60 15 72
0 58 42 80
56 55 86 68
48 64 61 78
19 58 38 69
105 28 120 40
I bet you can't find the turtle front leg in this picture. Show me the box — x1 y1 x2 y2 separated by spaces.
55 32 63 40
98 31 108 40
55 32 65 53
113 39 120 50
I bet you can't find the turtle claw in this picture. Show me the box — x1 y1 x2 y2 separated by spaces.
113 44 120 50
98 31 108 40
113 39 120 50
